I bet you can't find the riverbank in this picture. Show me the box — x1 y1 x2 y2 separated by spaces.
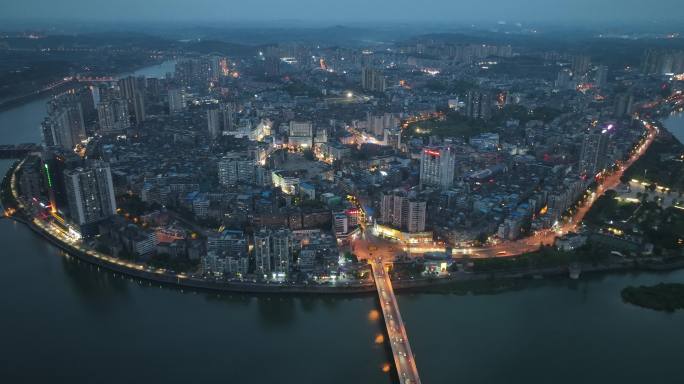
8 209 684 296
4 154 684 296
24 215 379 295
1 90 681 296
1 154 380 294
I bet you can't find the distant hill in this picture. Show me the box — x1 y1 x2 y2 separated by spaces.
181 40 257 56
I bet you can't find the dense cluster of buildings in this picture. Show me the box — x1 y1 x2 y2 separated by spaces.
16 36 682 281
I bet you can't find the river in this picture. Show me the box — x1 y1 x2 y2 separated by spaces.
1 66 683 383
0 60 178 146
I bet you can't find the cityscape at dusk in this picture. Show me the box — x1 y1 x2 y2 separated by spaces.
1 1 684 383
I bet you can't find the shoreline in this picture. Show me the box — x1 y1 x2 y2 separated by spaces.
16 214 379 295
1 97 683 297
5 212 684 296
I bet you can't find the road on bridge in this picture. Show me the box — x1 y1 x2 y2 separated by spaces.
371 260 421 384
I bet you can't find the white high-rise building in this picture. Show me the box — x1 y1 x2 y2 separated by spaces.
118 76 145 125
465 90 493 120
406 200 427 233
253 228 294 277
97 99 130 133
253 230 271 275
420 146 456 190
333 212 349 235
218 153 255 186
271 229 293 274
168 88 185 113
42 98 86 150
361 67 386 92
579 130 610 177
64 161 117 226
367 112 395 137
380 192 426 233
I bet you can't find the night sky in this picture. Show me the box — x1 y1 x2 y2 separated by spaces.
2 0 683 24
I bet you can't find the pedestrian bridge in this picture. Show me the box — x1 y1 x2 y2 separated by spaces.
371 260 421 384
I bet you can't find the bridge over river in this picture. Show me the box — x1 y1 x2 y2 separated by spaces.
371 260 421 384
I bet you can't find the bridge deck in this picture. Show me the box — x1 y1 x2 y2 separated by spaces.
371 260 421 384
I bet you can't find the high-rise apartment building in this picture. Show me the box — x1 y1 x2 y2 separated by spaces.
168 88 185 113
333 212 349 236
222 103 237 132
207 230 249 257
253 230 271 275
97 99 130 133
64 161 117 227
572 55 591 76
361 67 386 92
218 153 255 186
42 96 86 150
117 76 146 126
367 112 396 137
207 108 222 139
131 91 146 125
465 90 493 120
380 192 426 233
642 49 684 75
203 230 250 277
579 131 610 177
420 146 456 190
42 149 83 213
253 229 294 277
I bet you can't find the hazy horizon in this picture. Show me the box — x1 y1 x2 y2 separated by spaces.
2 0 684 25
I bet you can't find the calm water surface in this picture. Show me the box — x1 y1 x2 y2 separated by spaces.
1 66 683 383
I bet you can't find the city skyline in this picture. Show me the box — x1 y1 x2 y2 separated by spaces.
2 4 684 383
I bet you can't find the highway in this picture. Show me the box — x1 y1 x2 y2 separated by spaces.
371 260 421 384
